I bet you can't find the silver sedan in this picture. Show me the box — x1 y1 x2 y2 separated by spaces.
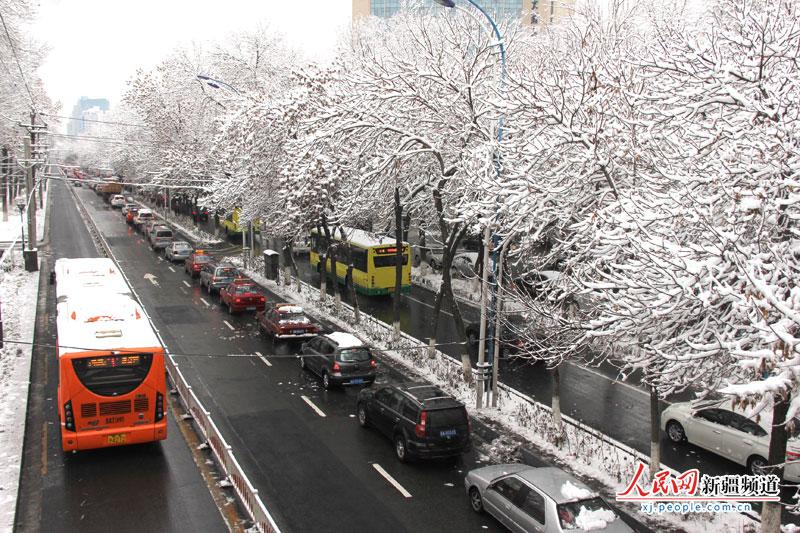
164 241 193 263
465 464 632 532
661 400 800 482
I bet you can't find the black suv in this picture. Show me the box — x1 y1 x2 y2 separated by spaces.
357 383 471 462
300 332 377 389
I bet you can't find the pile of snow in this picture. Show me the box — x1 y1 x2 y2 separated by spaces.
561 480 594 501
575 507 617 531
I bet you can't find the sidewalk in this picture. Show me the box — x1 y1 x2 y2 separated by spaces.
0 189 47 531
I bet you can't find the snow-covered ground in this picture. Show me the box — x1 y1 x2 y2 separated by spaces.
0 196 47 244
0 243 41 531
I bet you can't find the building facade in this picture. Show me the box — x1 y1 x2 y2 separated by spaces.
67 96 110 136
352 0 574 26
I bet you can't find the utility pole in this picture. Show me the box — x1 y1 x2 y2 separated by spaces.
26 111 38 249
1 146 8 222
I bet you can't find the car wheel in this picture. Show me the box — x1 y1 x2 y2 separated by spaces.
357 403 369 428
322 372 331 390
469 487 484 513
748 455 768 476
666 421 687 444
299 356 307 370
394 434 408 463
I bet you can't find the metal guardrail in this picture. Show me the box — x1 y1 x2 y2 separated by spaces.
69 186 282 533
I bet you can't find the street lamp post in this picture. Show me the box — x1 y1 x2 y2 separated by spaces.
434 0 507 409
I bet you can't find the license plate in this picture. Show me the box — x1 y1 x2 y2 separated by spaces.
107 433 127 445
350 378 364 385
293 329 306 335
246 306 256 311
439 429 457 438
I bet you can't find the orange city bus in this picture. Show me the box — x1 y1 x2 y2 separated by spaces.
55 258 167 451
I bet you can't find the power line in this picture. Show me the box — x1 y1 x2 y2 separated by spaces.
40 113 147 128
0 10 36 110
48 131 166 147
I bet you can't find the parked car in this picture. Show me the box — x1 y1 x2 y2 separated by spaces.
451 251 480 279
357 383 471 462
143 219 161 240
257 303 320 340
184 250 213 277
110 194 126 208
661 400 800 481
192 205 210 223
165 241 193 262
126 207 139 225
199 261 239 295
121 203 137 215
465 464 633 532
133 209 155 231
300 332 377 390
149 225 173 251
219 279 266 314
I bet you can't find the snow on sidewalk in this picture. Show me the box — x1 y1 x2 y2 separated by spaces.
0 263 40 532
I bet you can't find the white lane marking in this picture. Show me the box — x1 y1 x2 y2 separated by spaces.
179 287 187 295
168 266 176 273
200 297 210 307
143 273 160 287
223 320 235 331
372 463 412 498
255 351 271 367
301 395 326 417
182 280 191 287
405 295 453 317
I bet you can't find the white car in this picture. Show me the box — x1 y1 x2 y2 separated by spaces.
121 203 137 215
661 400 800 482
110 194 126 208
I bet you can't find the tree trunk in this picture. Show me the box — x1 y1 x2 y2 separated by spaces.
321 220 341 314
339 227 360 323
552 366 562 436
2 147 8 222
393 187 403 342
761 393 790 533
650 385 661 478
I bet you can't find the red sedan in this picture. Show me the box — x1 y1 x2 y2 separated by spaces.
184 251 211 277
257 303 320 340
220 279 266 314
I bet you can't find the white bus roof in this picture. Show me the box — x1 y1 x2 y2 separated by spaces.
311 227 407 249
56 293 162 357
55 258 131 300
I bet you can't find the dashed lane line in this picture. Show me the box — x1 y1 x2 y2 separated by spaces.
255 351 271 367
372 463 412 498
300 395 326 417
168 266 175 272
200 297 210 307
182 280 191 287
223 320 235 331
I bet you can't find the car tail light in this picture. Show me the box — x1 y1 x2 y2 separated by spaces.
260 296 265 302
332 362 341 373
193 265 200 270
415 411 427 438
64 400 75 431
787 451 800 461
155 392 164 422
235 298 241 303
370 359 377 369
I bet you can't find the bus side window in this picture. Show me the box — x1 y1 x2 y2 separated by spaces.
351 247 368 272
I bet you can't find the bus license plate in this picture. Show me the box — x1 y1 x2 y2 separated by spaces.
107 433 127 445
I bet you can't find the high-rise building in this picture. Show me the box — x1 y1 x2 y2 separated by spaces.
68 96 110 136
353 0 574 26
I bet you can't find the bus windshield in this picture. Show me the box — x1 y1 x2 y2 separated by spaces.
72 353 153 396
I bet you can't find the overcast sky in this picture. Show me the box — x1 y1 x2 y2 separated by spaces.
30 0 352 114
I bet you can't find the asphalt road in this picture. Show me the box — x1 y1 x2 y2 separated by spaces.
15 181 229 533
76 187 510 532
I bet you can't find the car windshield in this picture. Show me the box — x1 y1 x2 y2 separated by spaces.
427 407 467 428
195 256 211 263
278 312 309 324
216 268 236 277
234 285 256 294
339 348 370 362
557 497 616 530
156 231 172 237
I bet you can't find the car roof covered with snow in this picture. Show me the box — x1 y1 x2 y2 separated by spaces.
324 332 365 349
516 467 598 504
276 304 304 314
